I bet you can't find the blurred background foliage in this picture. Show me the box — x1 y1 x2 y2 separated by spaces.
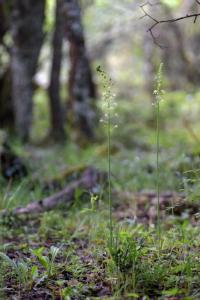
1 0 200 193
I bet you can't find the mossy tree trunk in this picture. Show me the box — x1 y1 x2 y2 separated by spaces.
0 3 7 44
0 3 14 131
48 0 66 142
0 68 14 130
63 0 96 141
11 0 45 141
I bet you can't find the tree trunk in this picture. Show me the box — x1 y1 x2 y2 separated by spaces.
0 67 14 129
63 0 96 141
0 2 7 44
48 0 66 142
0 3 14 131
11 0 45 141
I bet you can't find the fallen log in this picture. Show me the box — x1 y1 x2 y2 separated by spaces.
7 167 105 215
41 164 88 191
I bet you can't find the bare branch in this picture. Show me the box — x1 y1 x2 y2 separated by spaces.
141 1 200 47
140 4 159 23
140 1 160 8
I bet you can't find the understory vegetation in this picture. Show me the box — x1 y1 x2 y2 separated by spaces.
1 84 200 299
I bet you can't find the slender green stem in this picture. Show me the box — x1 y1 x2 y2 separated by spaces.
156 100 161 248
97 67 114 249
107 100 113 249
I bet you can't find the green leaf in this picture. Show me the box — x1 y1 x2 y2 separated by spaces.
38 256 49 270
162 288 180 296
31 247 44 257
18 261 28 274
50 246 59 261
31 265 39 280
127 293 139 298
0 252 17 270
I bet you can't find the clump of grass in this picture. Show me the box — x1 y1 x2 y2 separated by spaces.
32 246 60 278
0 252 38 290
109 229 143 295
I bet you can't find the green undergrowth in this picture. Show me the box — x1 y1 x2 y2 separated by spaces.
1 89 200 298
0 205 200 299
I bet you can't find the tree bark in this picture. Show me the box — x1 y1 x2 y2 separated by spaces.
0 3 14 130
0 2 7 44
11 0 45 141
0 67 14 129
63 0 96 140
48 0 66 142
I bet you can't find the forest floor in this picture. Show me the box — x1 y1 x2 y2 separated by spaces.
1 92 200 299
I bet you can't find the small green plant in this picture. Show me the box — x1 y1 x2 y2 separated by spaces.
153 62 165 248
0 179 27 211
81 193 99 214
61 286 75 299
39 211 66 238
97 65 118 249
61 285 82 299
110 231 139 273
32 246 60 278
0 252 38 290
108 230 142 294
